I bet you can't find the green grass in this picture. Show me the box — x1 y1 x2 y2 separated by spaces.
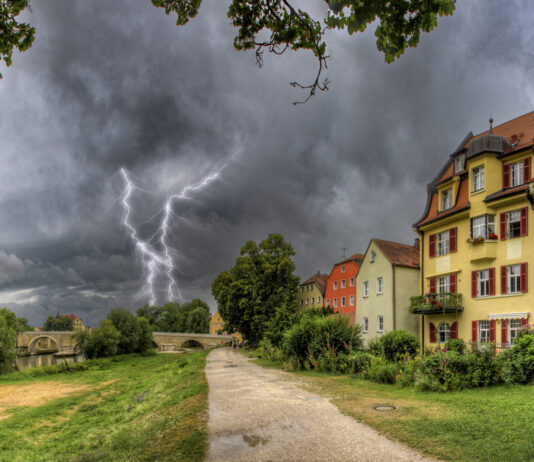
0 352 209 462
244 351 534 462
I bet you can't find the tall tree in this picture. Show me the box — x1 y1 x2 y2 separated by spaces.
0 308 16 373
43 315 74 331
185 307 210 334
212 233 299 346
1 1 455 101
107 308 153 354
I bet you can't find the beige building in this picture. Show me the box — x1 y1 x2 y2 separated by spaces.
297 273 328 309
356 239 420 345
210 311 225 335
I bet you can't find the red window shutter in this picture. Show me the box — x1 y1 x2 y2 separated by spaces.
471 271 477 298
449 227 457 252
450 273 457 293
503 164 510 188
521 318 528 328
429 277 437 293
521 262 528 293
489 320 496 342
429 234 436 258
429 322 437 343
520 207 528 237
525 157 531 182
472 321 478 342
489 267 495 295
450 321 458 339
500 212 507 241
501 320 508 345
501 266 507 294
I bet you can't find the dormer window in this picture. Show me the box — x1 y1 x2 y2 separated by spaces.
454 154 466 173
441 188 453 211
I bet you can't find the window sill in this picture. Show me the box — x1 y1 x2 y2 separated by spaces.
475 293 525 300
470 188 486 196
377 292 383 295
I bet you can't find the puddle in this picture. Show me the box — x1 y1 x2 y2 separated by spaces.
223 364 238 368
210 433 270 456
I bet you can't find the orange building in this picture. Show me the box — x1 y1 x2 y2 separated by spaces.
324 253 364 325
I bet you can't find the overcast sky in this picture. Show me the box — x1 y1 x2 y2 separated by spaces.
1 1 533 326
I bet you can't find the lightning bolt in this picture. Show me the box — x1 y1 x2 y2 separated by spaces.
119 156 235 305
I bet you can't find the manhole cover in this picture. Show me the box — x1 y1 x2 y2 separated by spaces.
372 405 396 411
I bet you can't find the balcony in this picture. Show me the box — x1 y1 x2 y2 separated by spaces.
468 237 498 262
410 292 463 315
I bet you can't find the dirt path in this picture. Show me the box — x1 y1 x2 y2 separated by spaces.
205 348 436 462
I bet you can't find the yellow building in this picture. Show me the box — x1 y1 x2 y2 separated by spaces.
413 112 534 350
356 239 420 345
210 311 225 335
297 273 328 309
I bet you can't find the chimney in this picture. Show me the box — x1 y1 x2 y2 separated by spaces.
414 238 420 249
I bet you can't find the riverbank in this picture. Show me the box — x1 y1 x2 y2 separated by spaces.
242 350 534 462
0 351 209 462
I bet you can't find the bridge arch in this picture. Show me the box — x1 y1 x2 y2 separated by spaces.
180 339 205 349
28 335 59 353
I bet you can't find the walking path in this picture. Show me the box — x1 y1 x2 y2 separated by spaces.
205 348 437 462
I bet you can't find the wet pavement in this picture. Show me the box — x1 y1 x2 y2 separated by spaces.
205 348 437 462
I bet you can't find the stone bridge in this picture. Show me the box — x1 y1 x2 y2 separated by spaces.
17 331 234 354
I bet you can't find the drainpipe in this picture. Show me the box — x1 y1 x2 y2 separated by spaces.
420 230 425 355
392 264 396 331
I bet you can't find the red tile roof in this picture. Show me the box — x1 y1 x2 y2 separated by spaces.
335 253 365 266
373 239 420 269
301 273 329 295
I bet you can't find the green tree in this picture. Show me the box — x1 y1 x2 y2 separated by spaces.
0 309 16 373
43 315 74 331
74 319 121 359
2 1 455 100
107 308 154 354
137 302 181 332
185 307 210 334
212 233 299 346
15 317 33 332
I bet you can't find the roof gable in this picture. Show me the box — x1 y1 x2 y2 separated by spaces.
373 239 420 268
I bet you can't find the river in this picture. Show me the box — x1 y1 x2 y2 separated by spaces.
16 353 85 371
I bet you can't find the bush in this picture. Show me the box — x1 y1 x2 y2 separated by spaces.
347 352 373 375
366 357 399 384
497 334 534 384
378 330 419 363
445 338 466 355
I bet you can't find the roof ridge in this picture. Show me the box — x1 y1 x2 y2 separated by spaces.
474 110 534 137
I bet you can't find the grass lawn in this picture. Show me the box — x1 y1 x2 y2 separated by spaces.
0 351 209 462
245 352 534 462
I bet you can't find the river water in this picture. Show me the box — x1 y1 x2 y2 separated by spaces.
16 353 85 371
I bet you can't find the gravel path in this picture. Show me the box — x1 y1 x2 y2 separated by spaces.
205 348 437 462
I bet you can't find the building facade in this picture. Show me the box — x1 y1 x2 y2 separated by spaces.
413 112 534 350
297 273 328 309
210 311 225 335
324 253 364 325
356 239 420 345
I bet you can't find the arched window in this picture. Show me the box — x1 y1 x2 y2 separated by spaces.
438 322 450 343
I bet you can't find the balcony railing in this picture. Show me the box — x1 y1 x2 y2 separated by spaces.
410 292 463 315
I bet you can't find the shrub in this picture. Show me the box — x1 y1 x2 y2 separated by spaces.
378 330 419 362
366 357 399 384
347 352 373 375
445 338 466 355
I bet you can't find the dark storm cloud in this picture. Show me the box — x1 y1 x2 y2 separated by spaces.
0 0 533 326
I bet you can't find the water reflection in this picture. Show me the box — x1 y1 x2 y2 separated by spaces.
16 353 85 371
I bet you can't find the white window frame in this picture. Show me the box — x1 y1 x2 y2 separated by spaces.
326 299 330 307
341 265 346 273
472 165 485 192
333 281 338 290
478 320 490 343
377 315 384 333
306 298 309 305
454 154 466 173
438 322 450 343
349 277 354 287
341 296 346 307
508 264 521 294
477 269 489 297
509 319 521 345
377 277 383 294
511 161 524 187
363 317 368 333
349 295 354 306
363 281 369 297
341 279 346 288
442 188 453 211
333 298 338 308
507 210 521 239
370 251 376 262
437 230 450 256
311 297 314 305
438 275 450 294
317 296 320 304
471 215 495 239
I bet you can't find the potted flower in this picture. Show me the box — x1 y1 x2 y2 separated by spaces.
488 232 498 240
